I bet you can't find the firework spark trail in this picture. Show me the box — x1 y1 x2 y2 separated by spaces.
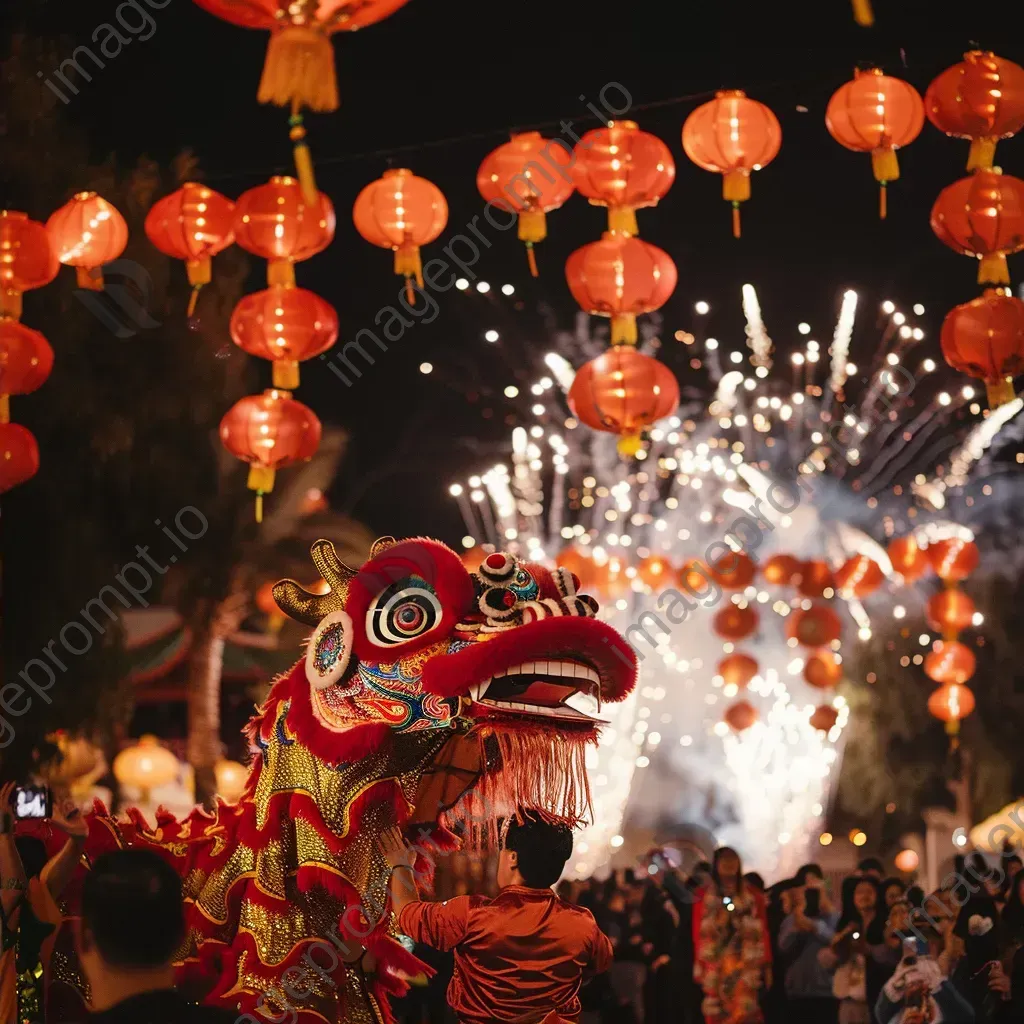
829 290 859 398
742 283 773 369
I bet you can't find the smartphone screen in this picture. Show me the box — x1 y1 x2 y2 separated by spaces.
14 786 51 819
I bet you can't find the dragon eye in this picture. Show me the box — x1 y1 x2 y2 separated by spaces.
367 577 442 646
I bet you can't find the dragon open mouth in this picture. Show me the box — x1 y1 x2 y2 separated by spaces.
468 658 604 723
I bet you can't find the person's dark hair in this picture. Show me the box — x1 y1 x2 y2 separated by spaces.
837 876 882 939
880 876 905 901
14 836 48 880
710 846 742 892
857 857 884 876
504 813 573 889
1003 871 1024 939
743 871 765 893
794 863 824 886
906 885 925 908
81 849 185 968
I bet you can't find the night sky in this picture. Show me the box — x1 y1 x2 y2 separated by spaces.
5 0 1024 545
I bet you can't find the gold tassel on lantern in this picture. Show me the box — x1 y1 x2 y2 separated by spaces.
273 360 300 390
0 290 22 321
851 0 874 25
75 267 103 291
967 137 997 172
723 170 750 238
394 243 423 305
518 208 546 277
185 257 212 318
978 252 1010 286
289 100 319 207
0 394 9 424
610 313 638 346
267 260 297 289
617 433 644 457
247 465 276 524
986 377 1016 407
607 206 638 236
871 146 899 219
258 26 339 113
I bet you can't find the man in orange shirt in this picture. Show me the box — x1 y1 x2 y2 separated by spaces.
381 814 613 1024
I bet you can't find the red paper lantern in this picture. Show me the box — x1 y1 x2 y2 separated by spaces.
476 132 574 276
46 192 128 291
571 120 675 236
789 604 843 648
637 555 673 588
809 705 839 732
926 589 976 640
235 177 335 289
834 555 884 598
713 604 759 641
145 182 236 316
678 560 715 596
0 211 58 322
941 290 1024 407
220 388 322 522
568 347 679 457
796 560 835 598
927 538 979 582
931 170 1024 286
925 51 1024 171
763 554 801 585
928 682 976 733
682 89 781 237
565 233 677 346
825 68 924 219
804 649 843 689
230 286 338 390
887 535 929 583
0 321 54 424
924 640 976 685
718 653 758 689
353 168 448 302
555 546 597 591
0 422 40 493
724 700 758 732
708 551 757 590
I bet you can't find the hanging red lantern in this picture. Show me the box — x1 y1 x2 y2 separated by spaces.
940 290 1024 407
927 538 979 582
234 177 335 290
834 555 884 598
570 120 675 236
763 554 801 585
724 700 758 732
809 705 839 733
353 169 448 302
924 640 976 685
804 649 843 689
46 192 128 291
230 286 338 390
145 182 236 316
476 132 574 277
931 170 1024 286
925 51 1024 171
788 604 843 648
679 560 714 595
825 67 924 218
567 347 679 457
219 389 322 523
0 321 54 424
887 535 929 583
682 90 781 237
637 554 673 588
928 682 976 734
565 233 677 346
0 211 58 322
0 422 40 493
796 560 835 598
713 604 759 641
926 589 976 640
708 551 757 590
718 653 758 689
555 546 597 591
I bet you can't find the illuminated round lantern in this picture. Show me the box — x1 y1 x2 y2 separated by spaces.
825 68 924 219
834 555 884 599
809 705 839 733
931 170 1024 286
0 321 54 423
220 389 322 523
0 422 40 493
678 560 715 596
234 177 335 289
214 759 249 803
230 286 338 390
46 192 128 291
256 580 286 634
555 546 597 591
145 183 236 316
888 535 929 582
682 90 781 237
718 653 758 689
924 639 976 685
928 682 976 734
713 604 759 641
925 51 1024 171
796 560 835 598
637 554 673 588
476 133 574 276
926 589 976 639
568 347 679 458
112 735 180 802
724 699 758 732
0 211 58 322
894 848 920 874
927 537 979 582
708 551 756 590
570 121 675 236
353 169 448 302
565 233 677 346
789 604 843 648
804 649 843 689
941 290 1024 407
763 553 801 585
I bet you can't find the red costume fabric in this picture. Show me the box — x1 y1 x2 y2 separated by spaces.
398 886 613 1023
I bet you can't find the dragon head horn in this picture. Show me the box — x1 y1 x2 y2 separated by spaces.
271 538 358 627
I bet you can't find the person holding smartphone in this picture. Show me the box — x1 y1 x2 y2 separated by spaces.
0 781 87 1024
